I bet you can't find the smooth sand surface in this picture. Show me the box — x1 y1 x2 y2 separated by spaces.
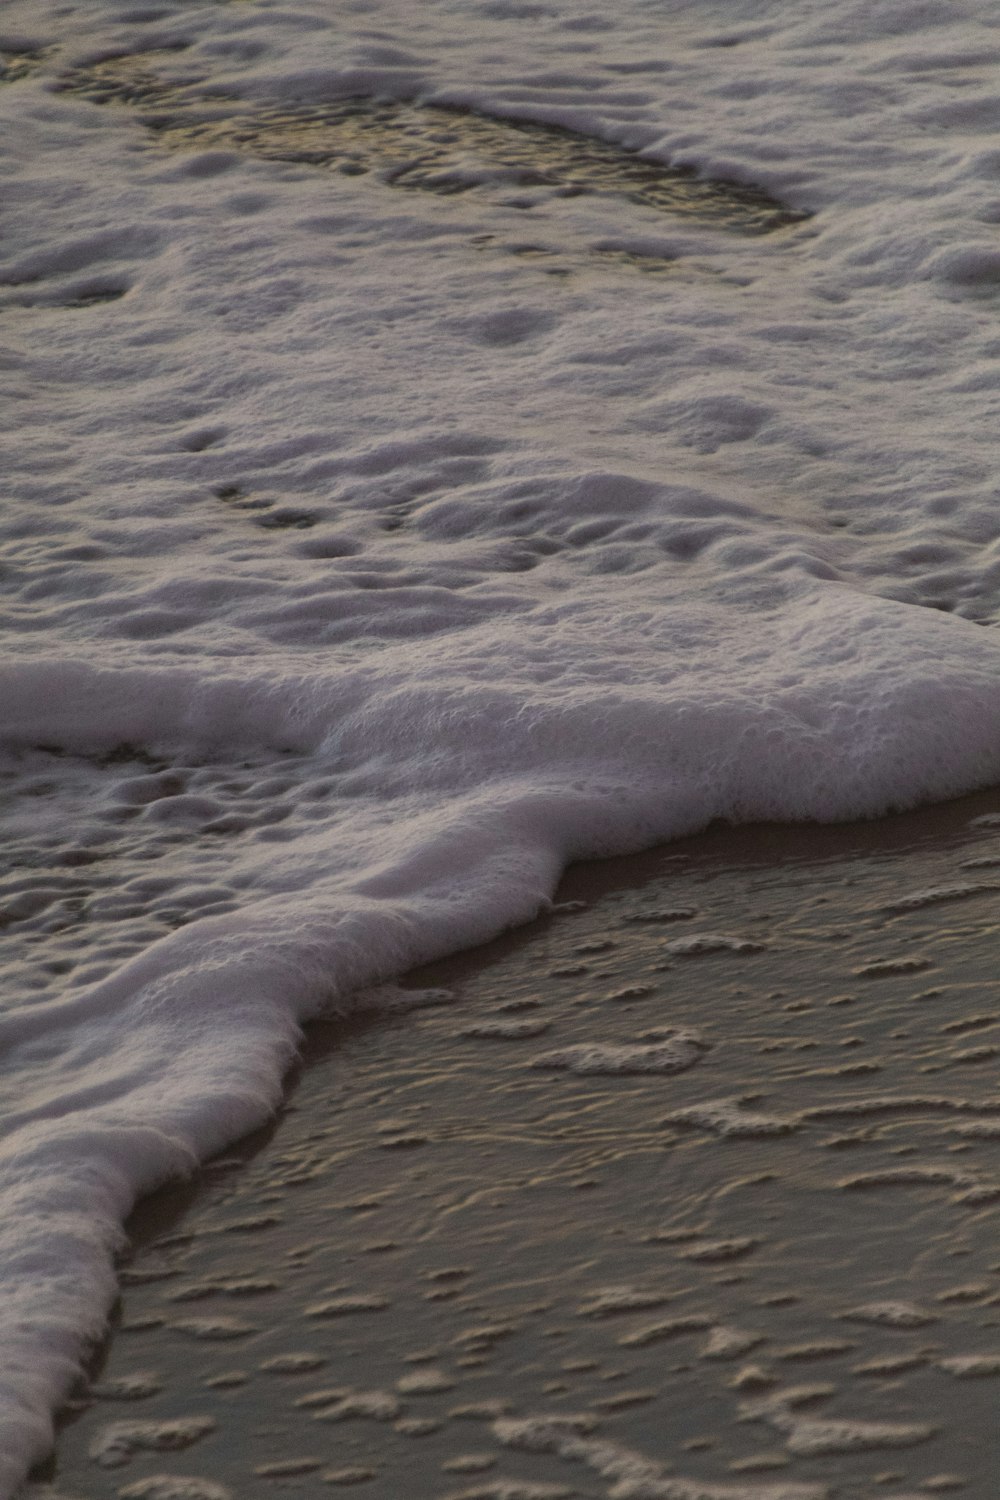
26 790 1000 1500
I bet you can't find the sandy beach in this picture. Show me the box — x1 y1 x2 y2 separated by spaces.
25 791 1000 1500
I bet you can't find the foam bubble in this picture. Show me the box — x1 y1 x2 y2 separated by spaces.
88 1416 216 1469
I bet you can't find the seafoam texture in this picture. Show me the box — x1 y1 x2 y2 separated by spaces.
3 0 1000 1489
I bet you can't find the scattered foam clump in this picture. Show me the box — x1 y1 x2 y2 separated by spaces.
305 1293 389 1317
841 1301 936 1328
681 1238 758 1263
938 1355 1000 1377
701 1326 765 1360
530 1032 708 1075
620 1315 713 1348
663 1099 798 1137
623 908 697 925
578 1286 673 1317
836 1165 1000 1203
117 1481 232 1500
782 1418 936 1457
168 1317 257 1340
258 1353 326 1374
89 1416 216 1468
441 1483 575 1500
255 1458 324 1476
397 1368 456 1394
854 957 933 978
461 1019 552 1039
443 1455 500 1474
950 1119 1000 1138
90 1371 163 1401
493 1412 826 1498
740 1387 935 1456
852 1354 929 1378
882 883 997 912
802 1096 1000 1122
311 1390 402 1422
775 1342 853 1363
661 935 766 957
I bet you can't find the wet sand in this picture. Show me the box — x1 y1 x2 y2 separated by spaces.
50 55 806 239
24 790 1000 1500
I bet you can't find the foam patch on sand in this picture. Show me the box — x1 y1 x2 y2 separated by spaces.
493 1413 827 1499
530 1032 709 1075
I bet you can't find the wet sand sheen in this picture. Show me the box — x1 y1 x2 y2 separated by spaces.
27 792 1000 1499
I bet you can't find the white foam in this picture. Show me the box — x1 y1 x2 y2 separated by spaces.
530 1033 708 1075
3 0 1000 1487
739 1387 936 1458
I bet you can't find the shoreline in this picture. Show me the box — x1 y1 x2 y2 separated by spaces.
25 786 1000 1499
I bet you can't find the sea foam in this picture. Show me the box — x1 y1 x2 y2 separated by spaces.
4 0 1000 1489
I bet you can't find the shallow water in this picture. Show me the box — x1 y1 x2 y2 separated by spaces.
32 792 1000 1500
